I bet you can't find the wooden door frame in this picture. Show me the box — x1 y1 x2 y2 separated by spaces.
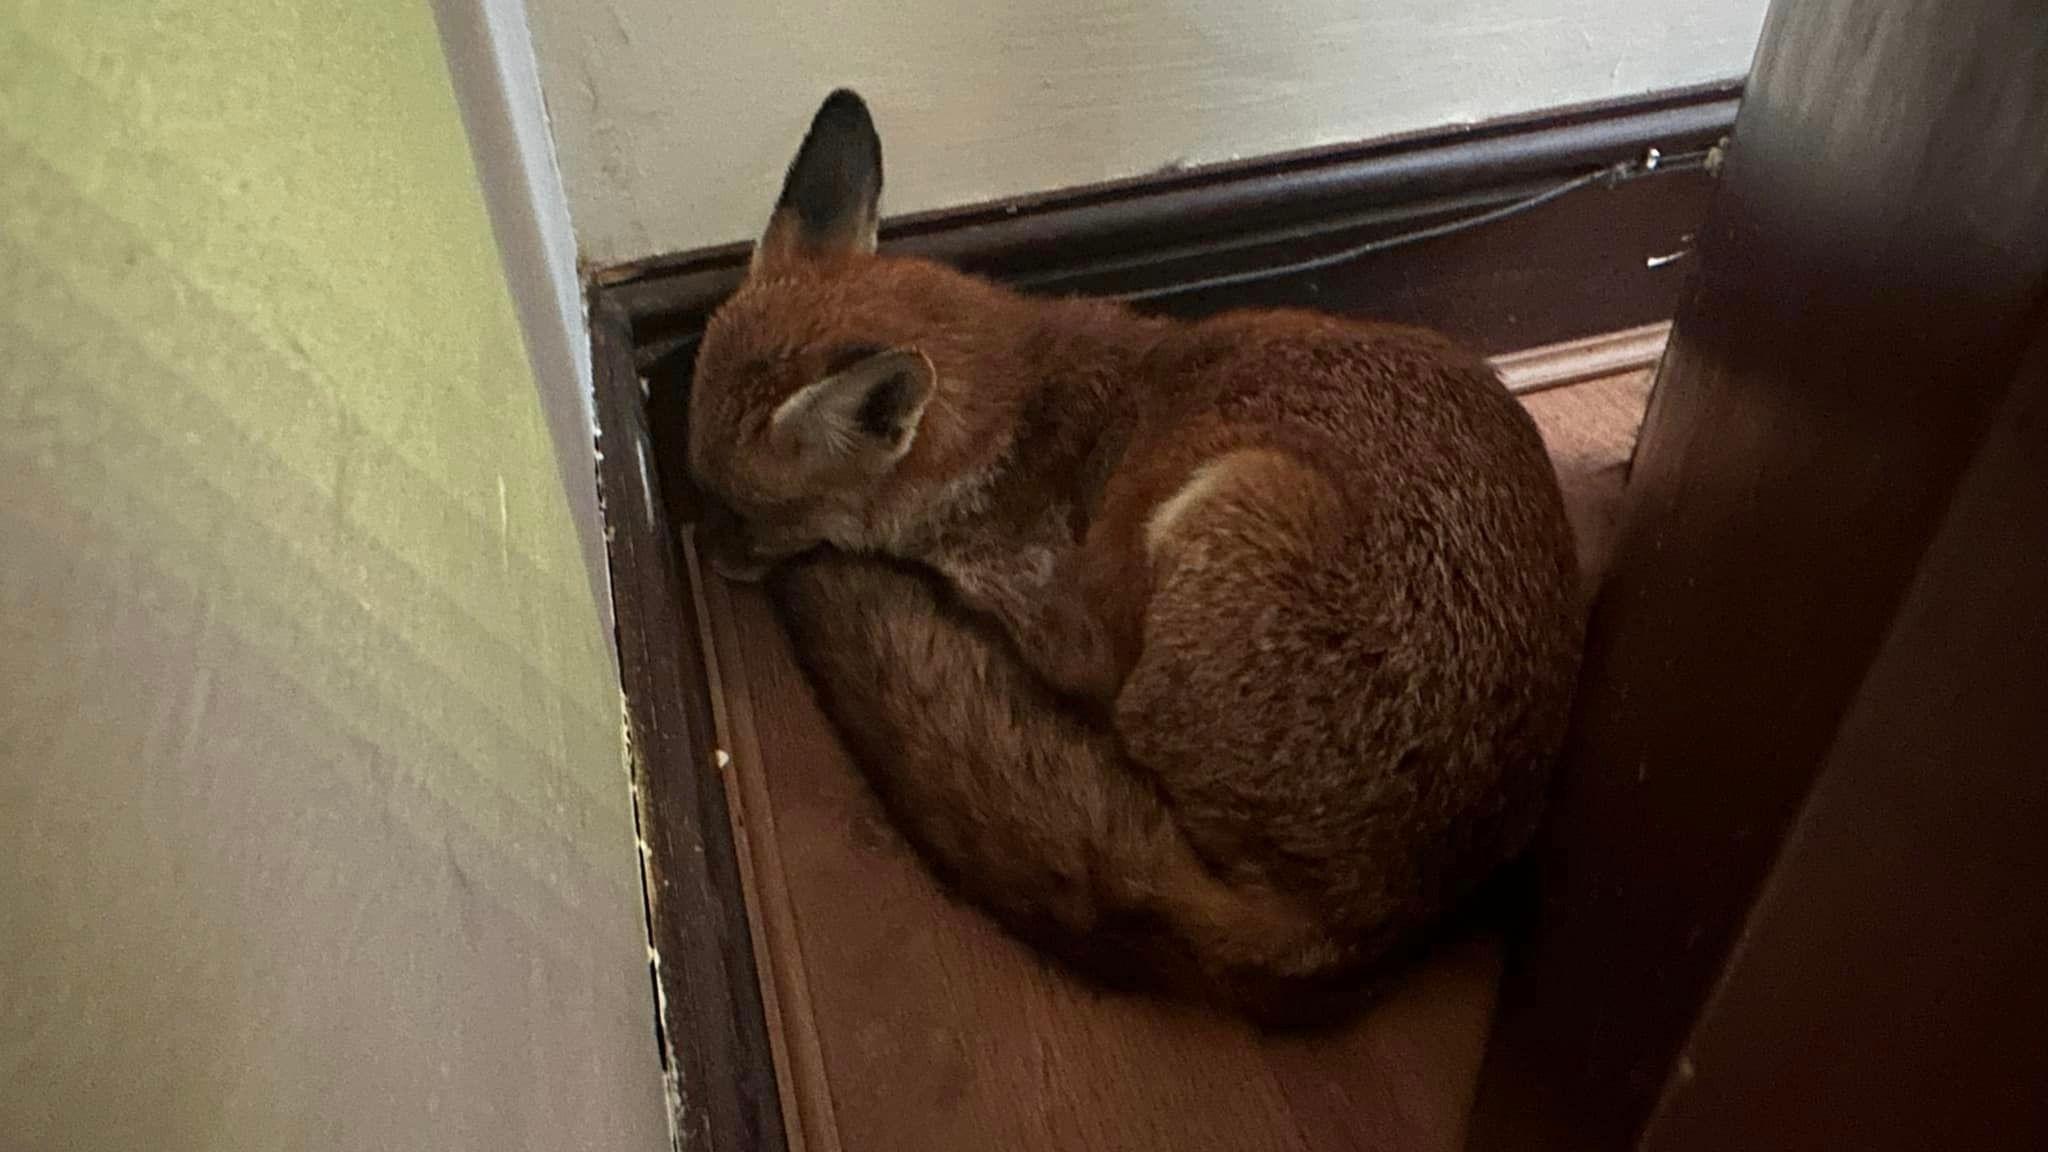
1466 1 2048 1146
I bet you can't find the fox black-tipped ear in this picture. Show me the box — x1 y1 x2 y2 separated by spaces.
769 348 933 468
754 89 882 270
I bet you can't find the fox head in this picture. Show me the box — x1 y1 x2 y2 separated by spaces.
688 90 947 580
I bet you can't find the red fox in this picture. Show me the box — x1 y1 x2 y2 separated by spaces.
688 91 1583 1019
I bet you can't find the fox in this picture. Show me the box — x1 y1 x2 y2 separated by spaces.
687 90 1584 1020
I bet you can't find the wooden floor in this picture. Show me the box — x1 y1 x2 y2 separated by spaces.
695 368 1655 1152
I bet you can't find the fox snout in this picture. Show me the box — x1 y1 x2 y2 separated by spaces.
697 498 815 583
706 536 776 583
696 501 773 583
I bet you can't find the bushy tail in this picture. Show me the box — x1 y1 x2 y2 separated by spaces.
771 554 1364 1024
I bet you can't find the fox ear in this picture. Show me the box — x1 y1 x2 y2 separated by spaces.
770 348 933 469
754 89 882 271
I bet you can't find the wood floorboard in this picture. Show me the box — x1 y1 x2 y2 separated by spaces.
693 369 1653 1152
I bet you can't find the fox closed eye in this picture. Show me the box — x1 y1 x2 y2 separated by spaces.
824 343 890 376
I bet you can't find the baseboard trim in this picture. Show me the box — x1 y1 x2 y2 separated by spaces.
602 83 1733 379
1494 322 1672 396
687 535 843 1152
590 299 789 1152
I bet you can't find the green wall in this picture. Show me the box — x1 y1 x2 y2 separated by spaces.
1 0 667 1146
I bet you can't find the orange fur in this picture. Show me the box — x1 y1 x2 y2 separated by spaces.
689 92 1583 1019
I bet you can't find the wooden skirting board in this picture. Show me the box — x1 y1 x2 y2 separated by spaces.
589 83 1730 1152
1492 322 1670 396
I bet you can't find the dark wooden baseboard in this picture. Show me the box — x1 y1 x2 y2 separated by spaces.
587 84 1735 1152
613 84 1733 375
590 296 790 1152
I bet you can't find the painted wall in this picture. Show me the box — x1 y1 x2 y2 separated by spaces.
430 0 609 631
0 1 668 1148
525 0 1769 268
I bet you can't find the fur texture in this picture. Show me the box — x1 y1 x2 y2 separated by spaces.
689 91 1584 1018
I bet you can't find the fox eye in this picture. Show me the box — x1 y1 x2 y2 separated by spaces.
823 344 889 377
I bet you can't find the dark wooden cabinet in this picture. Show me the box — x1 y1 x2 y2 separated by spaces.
1467 1 2048 1147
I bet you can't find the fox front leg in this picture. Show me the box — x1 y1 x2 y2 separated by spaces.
931 538 1127 707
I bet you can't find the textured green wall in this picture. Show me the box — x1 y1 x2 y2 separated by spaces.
1 1 667 1147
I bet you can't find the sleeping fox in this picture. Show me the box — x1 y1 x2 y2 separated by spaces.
688 90 1583 1018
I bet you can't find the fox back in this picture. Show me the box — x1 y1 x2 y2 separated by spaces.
689 90 1583 1015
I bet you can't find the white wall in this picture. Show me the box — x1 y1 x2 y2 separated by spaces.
525 0 1768 269
431 0 610 635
